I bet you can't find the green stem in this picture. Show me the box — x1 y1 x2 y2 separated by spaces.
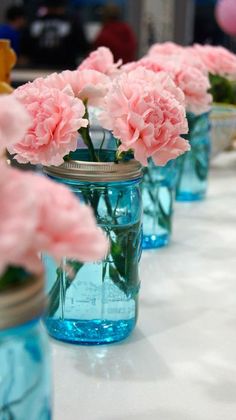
98 131 106 161
79 102 98 162
0 369 42 416
175 153 186 195
143 166 171 231
47 260 84 317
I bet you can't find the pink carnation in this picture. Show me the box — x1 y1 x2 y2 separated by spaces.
0 95 31 151
78 47 122 76
123 56 212 115
0 165 41 275
173 62 212 114
99 67 189 166
192 44 236 78
148 44 208 74
30 173 109 262
122 57 164 74
0 165 109 276
172 49 207 73
33 69 110 107
9 84 88 166
148 42 185 57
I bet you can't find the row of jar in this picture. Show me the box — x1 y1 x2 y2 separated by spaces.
0 112 210 419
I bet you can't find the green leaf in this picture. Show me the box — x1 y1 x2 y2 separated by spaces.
191 144 209 181
209 73 236 105
109 265 127 295
158 194 172 231
102 261 107 282
78 102 98 162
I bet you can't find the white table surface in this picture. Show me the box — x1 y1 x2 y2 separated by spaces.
52 151 236 420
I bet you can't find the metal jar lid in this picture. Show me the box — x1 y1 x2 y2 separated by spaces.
44 159 142 182
0 275 45 330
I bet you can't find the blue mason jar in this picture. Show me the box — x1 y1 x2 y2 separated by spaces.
0 276 51 419
175 112 211 201
43 156 143 345
142 159 177 249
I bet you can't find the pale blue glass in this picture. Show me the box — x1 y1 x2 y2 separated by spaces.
43 174 142 345
176 112 211 201
0 320 51 419
142 159 177 249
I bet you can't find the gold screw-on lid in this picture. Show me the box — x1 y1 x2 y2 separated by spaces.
44 159 142 182
0 275 45 330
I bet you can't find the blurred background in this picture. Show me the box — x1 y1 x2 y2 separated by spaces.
0 0 235 76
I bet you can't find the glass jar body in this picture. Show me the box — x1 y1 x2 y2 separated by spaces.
43 174 142 345
175 112 211 201
142 159 176 249
0 320 51 419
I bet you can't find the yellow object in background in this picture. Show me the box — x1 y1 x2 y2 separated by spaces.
0 39 16 93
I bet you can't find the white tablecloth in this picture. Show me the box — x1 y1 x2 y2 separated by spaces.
52 152 236 420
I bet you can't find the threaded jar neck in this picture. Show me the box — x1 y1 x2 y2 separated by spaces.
44 159 142 182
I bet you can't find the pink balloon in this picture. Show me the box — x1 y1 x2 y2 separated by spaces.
215 0 236 36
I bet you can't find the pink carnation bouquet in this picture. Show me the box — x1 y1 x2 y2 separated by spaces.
0 95 108 290
144 47 212 115
189 44 236 105
100 67 189 165
145 42 214 203
3 46 192 337
148 42 236 106
8 46 190 167
191 44 236 80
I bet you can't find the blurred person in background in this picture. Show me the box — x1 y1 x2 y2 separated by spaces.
21 0 89 69
93 2 137 63
0 6 26 55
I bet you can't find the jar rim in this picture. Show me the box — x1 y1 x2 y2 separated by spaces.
43 159 142 182
0 275 45 330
